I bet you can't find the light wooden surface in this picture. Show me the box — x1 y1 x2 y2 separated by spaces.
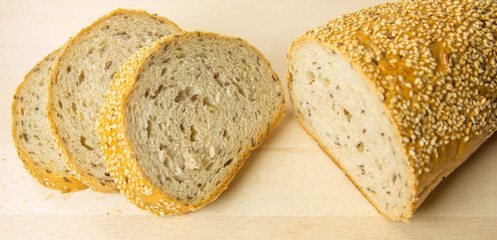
1 0 496 239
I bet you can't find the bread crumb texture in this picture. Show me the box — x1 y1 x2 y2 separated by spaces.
98 31 284 215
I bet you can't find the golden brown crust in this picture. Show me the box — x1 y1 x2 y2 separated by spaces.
98 31 285 215
46 8 182 193
288 0 497 221
12 49 87 193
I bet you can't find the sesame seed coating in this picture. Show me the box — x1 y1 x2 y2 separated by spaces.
306 0 497 182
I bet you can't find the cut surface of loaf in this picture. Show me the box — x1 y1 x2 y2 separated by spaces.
98 31 285 215
47 9 182 192
12 49 87 193
287 0 497 221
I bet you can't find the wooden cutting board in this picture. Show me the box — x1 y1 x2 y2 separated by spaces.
1 0 496 239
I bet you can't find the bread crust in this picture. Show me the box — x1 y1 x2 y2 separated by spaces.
287 0 497 221
12 49 87 193
46 9 182 193
98 31 285 215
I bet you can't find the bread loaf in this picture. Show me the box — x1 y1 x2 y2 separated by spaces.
47 9 182 192
287 0 497 221
98 31 285 215
12 49 88 193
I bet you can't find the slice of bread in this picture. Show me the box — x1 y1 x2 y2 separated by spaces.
287 0 497 221
47 9 182 192
98 31 285 215
12 49 88 193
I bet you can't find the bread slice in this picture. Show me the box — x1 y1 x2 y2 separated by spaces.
98 31 285 215
47 9 182 192
287 0 497 221
12 49 88 193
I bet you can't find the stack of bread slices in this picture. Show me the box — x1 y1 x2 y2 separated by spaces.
12 9 285 215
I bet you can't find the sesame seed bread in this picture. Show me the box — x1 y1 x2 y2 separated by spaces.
12 49 88 193
47 9 182 192
287 0 497 221
98 31 285 215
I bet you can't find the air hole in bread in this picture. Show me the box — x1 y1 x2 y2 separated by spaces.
222 129 228 138
205 162 214 171
105 61 112 70
223 159 233 168
163 157 173 169
160 68 167 76
151 85 164 99
157 174 164 185
66 66 72 73
113 31 127 37
77 71 85 86
173 175 184 184
21 132 29 142
322 77 331 87
179 122 185 133
254 110 260 119
146 120 152 137
80 136 94 151
71 103 77 112
202 97 216 112
58 100 63 109
232 81 246 98
87 47 95 56
305 71 315 85
99 47 107 55
174 87 190 102
189 125 198 142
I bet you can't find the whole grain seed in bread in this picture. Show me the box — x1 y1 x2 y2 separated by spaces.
98 31 285 215
287 0 497 221
47 9 182 192
12 49 88 193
